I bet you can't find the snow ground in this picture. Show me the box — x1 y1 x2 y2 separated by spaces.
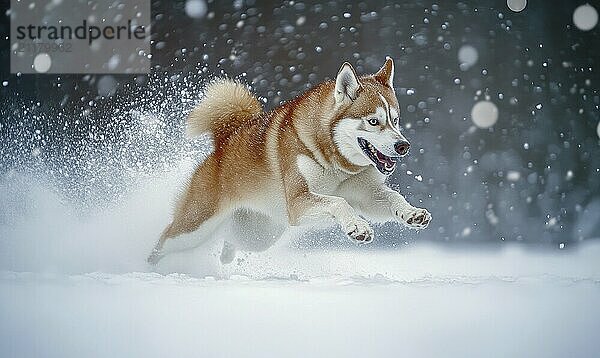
2 146 593 356
2 243 600 358
1 172 599 357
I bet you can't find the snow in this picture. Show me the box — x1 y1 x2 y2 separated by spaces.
506 170 521 181
1 244 600 358
507 0 527 13
458 45 478 70
33 53 52 73
97 75 118 97
185 0 208 19
1 168 599 357
573 4 598 31
471 100 499 128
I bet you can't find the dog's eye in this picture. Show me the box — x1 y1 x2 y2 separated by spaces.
367 118 379 126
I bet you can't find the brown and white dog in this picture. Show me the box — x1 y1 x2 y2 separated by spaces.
148 57 431 265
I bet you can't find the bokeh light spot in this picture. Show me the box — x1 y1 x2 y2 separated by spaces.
573 4 598 31
185 0 207 19
471 101 499 129
33 53 52 73
507 0 527 12
458 45 479 70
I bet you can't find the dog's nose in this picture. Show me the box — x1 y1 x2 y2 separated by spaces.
394 141 410 156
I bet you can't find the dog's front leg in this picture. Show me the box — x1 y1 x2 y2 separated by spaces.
382 188 431 229
291 191 374 243
338 168 431 229
284 172 374 243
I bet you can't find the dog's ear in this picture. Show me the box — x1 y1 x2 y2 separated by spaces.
335 62 362 103
374 56 394 88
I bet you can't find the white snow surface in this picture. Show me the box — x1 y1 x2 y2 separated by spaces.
1 169 600 357
2 243 600 358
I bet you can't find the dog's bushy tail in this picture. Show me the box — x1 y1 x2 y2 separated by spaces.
186 79 263 143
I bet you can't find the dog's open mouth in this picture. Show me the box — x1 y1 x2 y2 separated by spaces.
357 138 397 175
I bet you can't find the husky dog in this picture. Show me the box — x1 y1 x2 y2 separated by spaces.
148 57 431 264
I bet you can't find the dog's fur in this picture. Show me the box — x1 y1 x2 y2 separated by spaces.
148 58 431 264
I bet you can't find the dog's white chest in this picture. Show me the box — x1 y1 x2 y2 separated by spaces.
296 154 349 195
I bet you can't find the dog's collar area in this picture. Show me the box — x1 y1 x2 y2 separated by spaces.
357 137 396 175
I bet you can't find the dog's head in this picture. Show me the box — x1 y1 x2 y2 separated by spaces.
332 58 409 175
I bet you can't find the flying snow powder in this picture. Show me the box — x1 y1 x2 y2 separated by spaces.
458 45 478 71
471 101 499 129
573 4 598 31
185 0 207 19
33 53 52 73
507 0 527 12
597 121 600 139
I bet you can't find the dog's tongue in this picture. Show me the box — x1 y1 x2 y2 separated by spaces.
376 151 395 166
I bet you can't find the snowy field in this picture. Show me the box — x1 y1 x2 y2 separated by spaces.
1 166 600 357
2 242 600 358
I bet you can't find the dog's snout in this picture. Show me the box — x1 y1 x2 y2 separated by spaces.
394 141 410 156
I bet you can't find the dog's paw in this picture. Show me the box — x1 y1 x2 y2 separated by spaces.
344 217 374 243
395 207 431 230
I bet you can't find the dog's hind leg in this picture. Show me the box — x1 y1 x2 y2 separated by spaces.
219 241 236 264
217 209 285 263
148 155 223 265
148 213 224 265
147 224 174 265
